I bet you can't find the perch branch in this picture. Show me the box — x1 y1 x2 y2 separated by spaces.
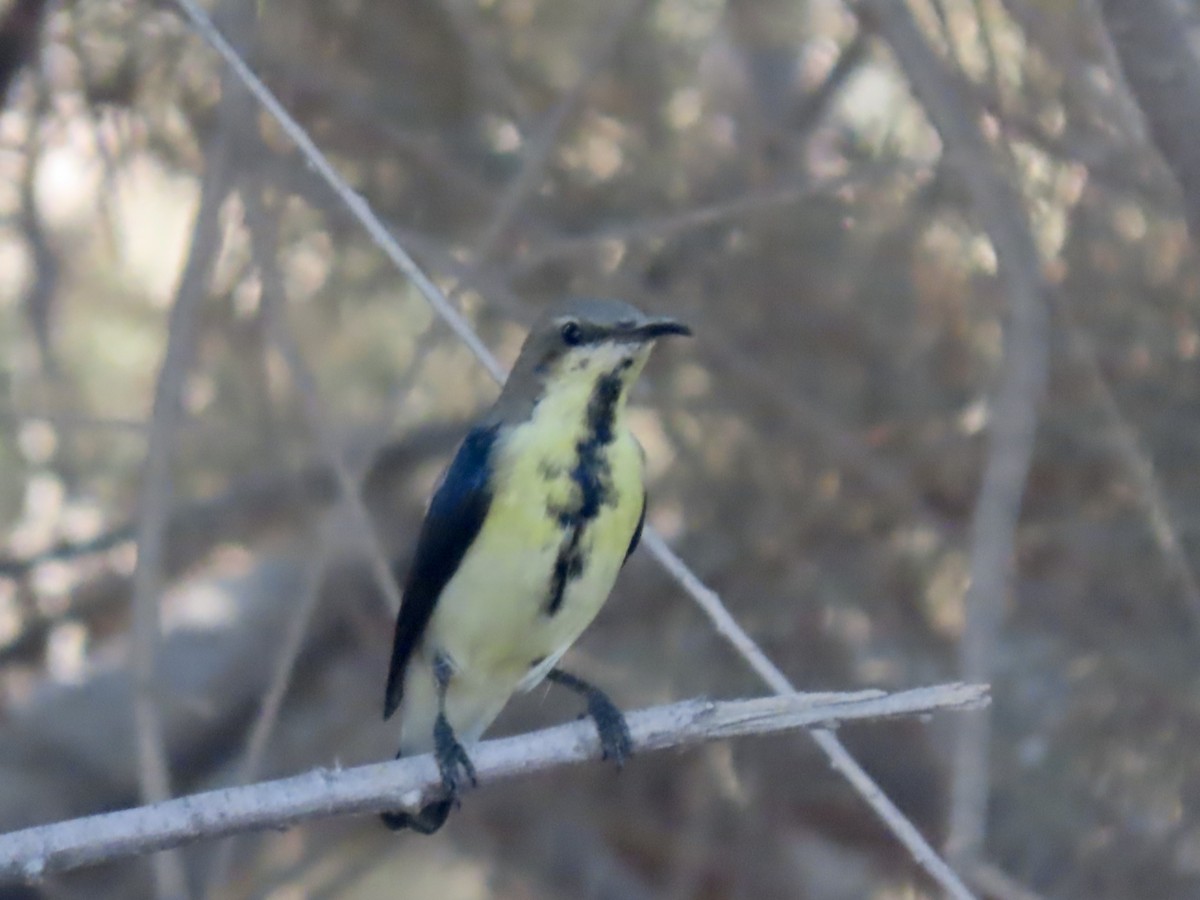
0 684 988 882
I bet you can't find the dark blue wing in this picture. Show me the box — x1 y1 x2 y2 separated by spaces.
624 490 646 564
383 424 499 719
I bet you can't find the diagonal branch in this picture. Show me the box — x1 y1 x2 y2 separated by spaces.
1054 297 1200 632
170 0 504 382
255 210 405 618
642 531 977 900
200 183 414 897
0 684 988 882
1095 0 1200 238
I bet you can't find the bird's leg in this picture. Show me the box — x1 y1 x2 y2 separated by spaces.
432 652 476 805
545 668 634 767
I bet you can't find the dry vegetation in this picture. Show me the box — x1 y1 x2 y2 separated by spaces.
0 0 1198 897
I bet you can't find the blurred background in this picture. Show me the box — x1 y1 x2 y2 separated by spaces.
0 0 1198 897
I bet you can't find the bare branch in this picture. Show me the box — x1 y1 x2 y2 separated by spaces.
199 518 333 897
0 0 47 104
127 46 247 899
1055 297 1200 633
791 30 870 135
17 74 59 374
199 184 404 896
468 0 653 264
643 531 978 900
198 527 334 897
507 162 914 273
254 208 405 619
169 0 505 382
0 684 988 882
858 0 1050 868
1096 0 1200 237
439 0 530 121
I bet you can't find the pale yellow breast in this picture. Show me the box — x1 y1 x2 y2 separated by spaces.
406 402 645 746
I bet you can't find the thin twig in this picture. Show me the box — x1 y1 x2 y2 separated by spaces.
698 325 954 538
1054 297 1200 631
506 162 913 274
399 212 945 539
169 3 985 896
858 0 1050 868
999 0 1145 147
791 30 871 135
439 0 530 122
468 0 653 265
1095 0 1200 238
411 173 953 540
199 530 334 898
127 57 246 900
64 7 126 258
0 409 149 434
17 72 59 374
200 182 409 896
643 531 978 900
170 0 504 382
442 0 653 337
255 228 404 618
0 684 988 882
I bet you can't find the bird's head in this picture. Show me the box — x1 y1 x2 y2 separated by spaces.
496 298 690 421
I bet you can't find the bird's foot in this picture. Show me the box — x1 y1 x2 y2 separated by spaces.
433 713 477 805
545 669 633 768
584 687 634 768
381 798 453 834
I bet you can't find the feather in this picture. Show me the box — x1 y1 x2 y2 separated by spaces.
383 424 499 720
624 490 646 563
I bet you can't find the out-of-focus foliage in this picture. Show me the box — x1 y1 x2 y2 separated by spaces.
1 0 1199 897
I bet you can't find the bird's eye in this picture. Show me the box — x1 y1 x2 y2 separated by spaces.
560 321 583 346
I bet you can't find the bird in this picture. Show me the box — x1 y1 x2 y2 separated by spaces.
380 297 690 833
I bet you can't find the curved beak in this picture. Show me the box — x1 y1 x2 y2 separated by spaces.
630 316 692 341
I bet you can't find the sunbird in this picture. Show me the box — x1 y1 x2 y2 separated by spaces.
381 297 690 833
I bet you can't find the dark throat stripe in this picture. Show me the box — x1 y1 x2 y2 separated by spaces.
544 370 623 616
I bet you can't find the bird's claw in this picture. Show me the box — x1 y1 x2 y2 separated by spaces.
434 713 477 805
586 689 634 768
